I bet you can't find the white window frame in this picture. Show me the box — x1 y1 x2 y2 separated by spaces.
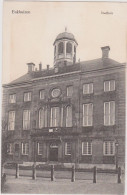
65 142 71 155
83 83 93 94
39 108 47 128
67 86 73 97
66 106 72 127
104 101 115 126
104 80 115 92
9 94 16 103
83 103 93 126
7 143 13 155
37 143 43 155
103 141 115 156
82 141 92 155
21 143 29 155
23 110 30 130
24 92 31 102
8 111 15 130
40 90 45 99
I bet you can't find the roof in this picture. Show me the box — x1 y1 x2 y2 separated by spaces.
54 32 78 45
3 58 125 87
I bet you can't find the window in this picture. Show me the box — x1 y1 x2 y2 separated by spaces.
9 94 16 103
67 86 73 97
7 143 13 154
37 142 43 155
103 141 115 155
23 110 30 130
83 103 93 126
104 80 115 92
104 101 115 126
8 111 15 130
65 142 71 155
50 107 60 127
66 42 72 53
82 141 92 155
83 83 93 94
40 90 45 99
58 42 64 54
24 92 31 102
21 143 29 155
39 108 47 128
66 106 72 127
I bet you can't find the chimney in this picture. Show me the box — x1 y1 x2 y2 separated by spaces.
47 64 49 71
39 62 42 71
101 46 110 59
27 63 35 73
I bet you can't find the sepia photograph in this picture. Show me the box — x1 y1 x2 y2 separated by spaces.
1 1 127 194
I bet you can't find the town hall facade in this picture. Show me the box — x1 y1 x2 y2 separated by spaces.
2 31 126 168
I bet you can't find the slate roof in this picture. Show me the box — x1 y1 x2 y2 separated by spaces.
4 58 124 86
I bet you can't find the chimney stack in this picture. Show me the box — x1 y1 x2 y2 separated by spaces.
27 63 35 73
101 46 110 59
39 62 42 71
47 64 50 71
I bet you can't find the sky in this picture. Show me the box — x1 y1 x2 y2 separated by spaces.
2 1 127 84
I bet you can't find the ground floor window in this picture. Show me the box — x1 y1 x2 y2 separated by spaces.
37 142 43 155
103 141 115 155
65 142 71 155
21 143 29 155
82 141 92 155
7 143 13 154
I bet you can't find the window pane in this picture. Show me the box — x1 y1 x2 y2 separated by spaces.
104 81 109 92
66 106 72 127
66 42 72 53
50 107 60 127
89 83 93 94
9 94 16 103
67 86 73 97
24 92 31 101
58 42 64 54
40 90 45 99
110 80 115 91
65 142 71 155
23 110 30 130
39 109 44 128
8 111 15 130
38 143 43 155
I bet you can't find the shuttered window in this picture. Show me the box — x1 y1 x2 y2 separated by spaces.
83 103 93 126
104 101 115 126
8 111 15 130
23 110 30 130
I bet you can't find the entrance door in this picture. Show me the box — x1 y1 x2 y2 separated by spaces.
49 143 58 161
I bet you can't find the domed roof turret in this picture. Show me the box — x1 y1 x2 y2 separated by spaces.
53 31 78 45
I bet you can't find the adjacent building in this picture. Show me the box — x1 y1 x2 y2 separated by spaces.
2 31 126 168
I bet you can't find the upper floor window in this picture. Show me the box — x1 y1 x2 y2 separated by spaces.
50 107 60 127
21 143 29 155
83 83 93 94
40 90 45 100
9 94 16 103
103 141 115 155
104 80 115 92
67 86 73 97
104 101 115 126
66 42 72 53
8 111 15 130
66 106 72 127
24 92 31 102
39 108 47 128
83 103 93 126
7 143 13 155
23 110 30 130
82 141 92 155
37 142 43 155
65 142 71 155
58 42 64 54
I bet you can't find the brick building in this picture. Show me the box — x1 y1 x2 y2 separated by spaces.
2 31 126 168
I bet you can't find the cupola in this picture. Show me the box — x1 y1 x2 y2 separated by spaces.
53 29 78 67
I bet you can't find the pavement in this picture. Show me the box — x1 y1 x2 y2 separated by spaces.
2 172 125 194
